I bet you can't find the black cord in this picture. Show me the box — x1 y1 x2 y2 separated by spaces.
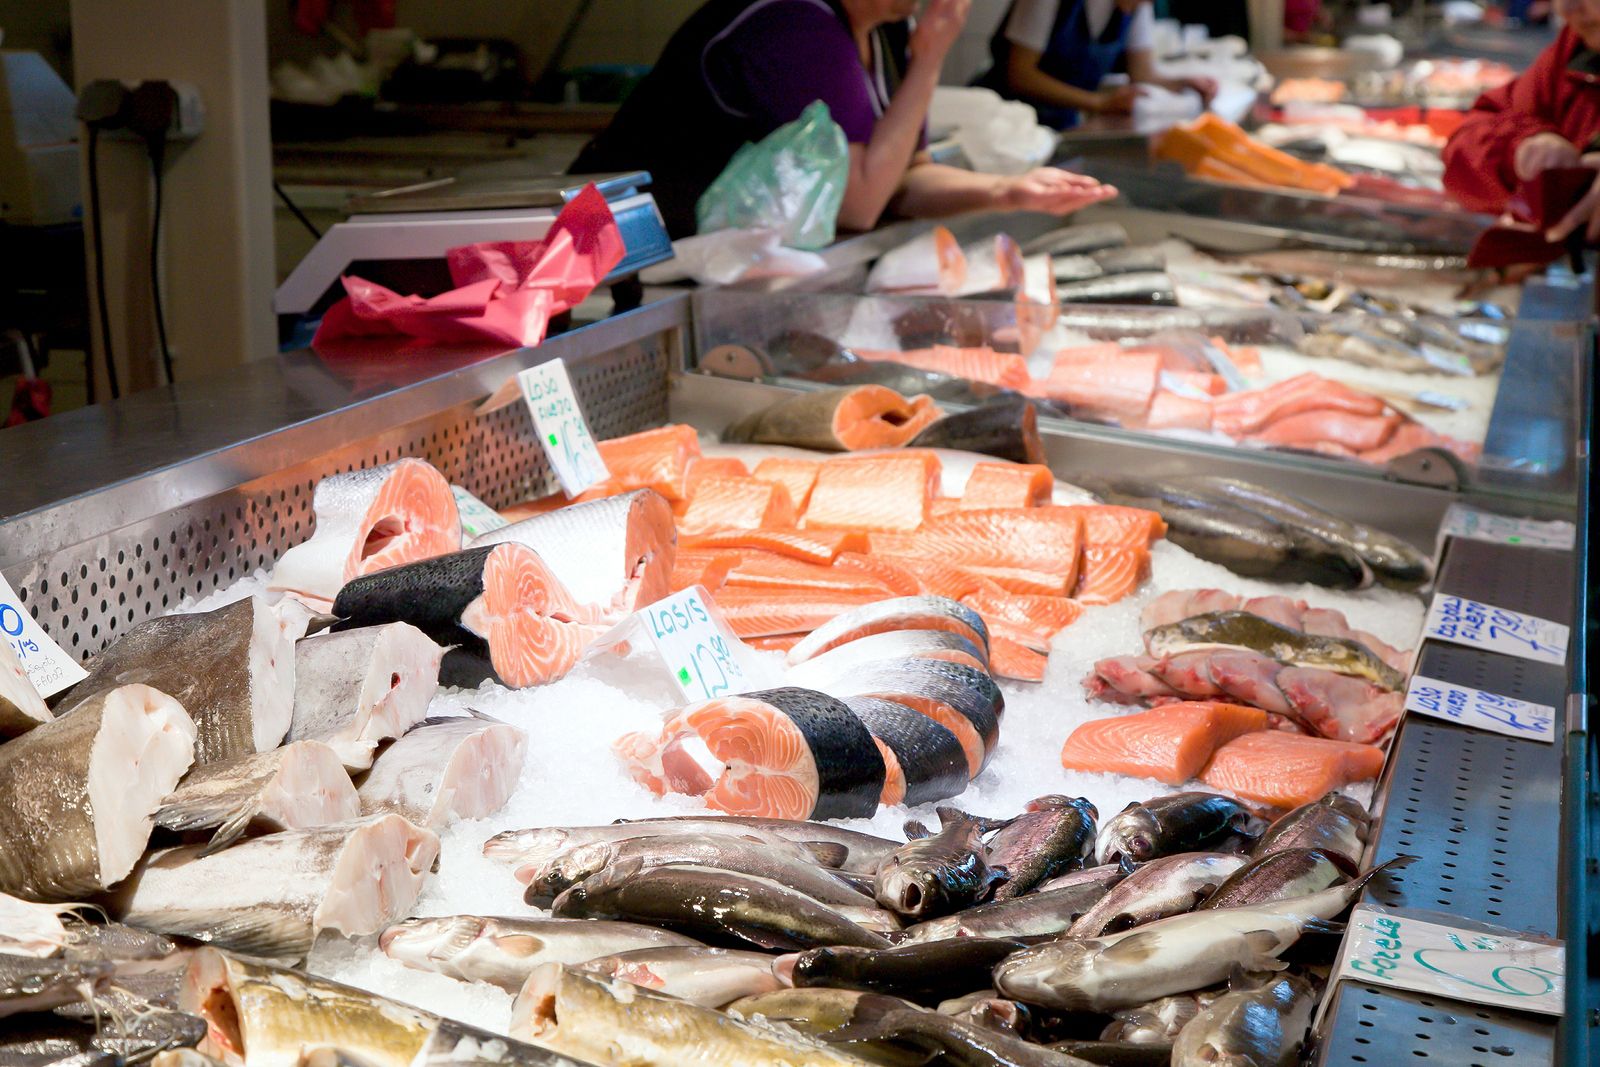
274 180 323 240
85 126 119 401
148 142 174 385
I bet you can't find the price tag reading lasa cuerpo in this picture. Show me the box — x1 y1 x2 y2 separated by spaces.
1404 675 1557 744
1441 504 1576 551
517 360 608 496
641 587 749 704
1422 595 1569 667
0 572 87 698
1335 904 1564 1017
450 486 510 541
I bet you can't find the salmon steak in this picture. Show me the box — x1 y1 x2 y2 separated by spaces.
614 688 885 820
471 488 677 622
821 659 1003 779
1060 701 1268 784
722 385 942 452
843 696 969 808
331 543 596 690
269 459 462 608
1199 731 1386 808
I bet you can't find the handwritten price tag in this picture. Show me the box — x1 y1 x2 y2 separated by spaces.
1337 904 1564 1016
451 486 509 541
1422 595 1568 666
1404 674 1556 743
0 572 87 698
517 360 608 496
640 587 750 704
1442 504 1575 551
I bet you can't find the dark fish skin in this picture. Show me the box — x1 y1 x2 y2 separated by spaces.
1175 476 1432 590
831 660 1004 776
845 697 970 807
1023 223 1131 257
1056 272 1178 307
551 860 892 951
1197 848 1355 911
1146 611 1403 691
744 688 886 820
1255 796 1369 867
1045 1040 1174 1067
1068 853 1249 938
1052 248 1168 283
611 815 897 875
1095 793 1254 867
904 867 1123 942
909 396 1047 466
890 301 993 350
988 797 1098 901
791 938 1032 1006
806 359 1015 405
1071 476 1369 590
768 329 848 372
826 1008 1102 1067
0 957 113 1019
721 388 879 451
333 546 494 657
875 807 999 920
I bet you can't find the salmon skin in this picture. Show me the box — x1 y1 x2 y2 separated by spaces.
908 396 1046 466
722 386 942 452
615 688 886 820
470 488 677 621
786 631 990 691
843 696 970 808
269 459 462 608
821 660 1003 779
786 596 991 666
332 543 591 689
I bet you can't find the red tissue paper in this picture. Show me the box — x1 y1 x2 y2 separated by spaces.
312 183 627 348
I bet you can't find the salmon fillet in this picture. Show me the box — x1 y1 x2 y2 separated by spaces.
1199 731 1386 808
1074 545 1151 606
598 424 702 500
965 565 1075 597
1212 374 1386 436
1060 701 1268 783
803 452 942 532
877 556 993 600
713 588 885 638
832 552 923 597
670 550 739 593
962 588 1085 651
751 458 822 513
678 476 797 535
680 457 750 505
680 527 868 565
870 506 1084 587
1141 391 1214 431
722 553 897 598
962 463 1054 510
989 636 1047 682
746 634 805 652
1069 505 1168 549
855 346 1032 391
1359 421 1481 466
1036 352 1160 418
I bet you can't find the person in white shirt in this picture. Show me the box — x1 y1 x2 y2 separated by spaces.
979 0 1217 127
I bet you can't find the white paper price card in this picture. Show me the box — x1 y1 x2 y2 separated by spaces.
0 572 87 698
517 360 608 496
451 486 509 540
1336 905 1564 1016
641 586 751 703
1422 595 1569 666
1442 504 1575 551
1404 674 1557 743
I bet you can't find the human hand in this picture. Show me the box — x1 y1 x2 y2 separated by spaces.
1185 76 1220 104
1000 168 1119 215
909 0 971 65
1091 84 1141 114
1514 132 1580 182
1545 152 1600 243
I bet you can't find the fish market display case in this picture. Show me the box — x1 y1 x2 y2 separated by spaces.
0 264 1591 1063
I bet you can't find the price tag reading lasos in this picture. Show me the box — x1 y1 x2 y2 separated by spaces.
1442 504 1576 551
1404 674 1557 743
516 359 609 496
0 572 87 698
451 486 510 541
640 586 752 704
1334 904 1564 1017
1422 595 1569 667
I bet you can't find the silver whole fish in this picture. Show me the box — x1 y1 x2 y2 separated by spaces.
485 819 856 876
987 796 1098 901
1198 848 1353 910
1101 991 1221 1044
408 1017 598 1066
825 1007 1101 1067
875 807 998 920
357 714 526 828
1255 793 1369 866
54 597 299 764
576 946 783 1008
381 914 701 993
1068 853 1250 938
0 684 195 901
1171 973 1317 1067
287 622 443 770
154 740 359 856
1095 793 1255 867
0 955 113 1019
901 866 1124 943
604 816 896 875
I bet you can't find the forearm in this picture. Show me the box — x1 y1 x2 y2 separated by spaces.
837 60 941 231
888 162 1007 218
1008 62 1103 111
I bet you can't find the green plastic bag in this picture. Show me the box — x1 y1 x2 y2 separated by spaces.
696 100 849 250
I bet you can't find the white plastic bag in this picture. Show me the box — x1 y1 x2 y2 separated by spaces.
928 87 1055 176
641 229 827 287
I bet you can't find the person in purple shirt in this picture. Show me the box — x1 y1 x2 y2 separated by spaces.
571 0 1114 238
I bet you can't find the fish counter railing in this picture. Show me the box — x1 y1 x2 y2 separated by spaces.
0 296 691 662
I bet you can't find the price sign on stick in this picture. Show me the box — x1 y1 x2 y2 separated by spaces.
641 587 751 704
1422 595 1568 666
0 572 87 697
1404 675 1557 743
517 360 608 496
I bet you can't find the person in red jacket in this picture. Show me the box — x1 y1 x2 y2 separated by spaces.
1443 0 1600 240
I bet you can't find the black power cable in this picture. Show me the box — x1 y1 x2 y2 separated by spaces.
129 81 178 386
84 126 120 401
274 180 323 240
147 143 173 385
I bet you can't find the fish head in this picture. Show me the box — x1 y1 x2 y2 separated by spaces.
875 866 954 919
378 915 487 970
0 955 112 1015
1095 809 1160 866
482 827 568 865
524 842 614 902
509 962 565 1041
991 941 1099 1010
550 855 645 916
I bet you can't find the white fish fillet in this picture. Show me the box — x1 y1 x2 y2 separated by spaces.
269 459 462 609
288 622 443 770
866 226 967 295
113 815 439 960
0 638 50 738
155 740 360 854
0 891 72 957
358 715 527 828
0 683 196 901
